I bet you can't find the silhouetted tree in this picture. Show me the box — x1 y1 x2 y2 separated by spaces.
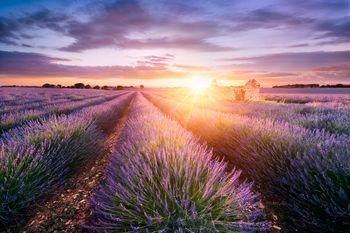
74 83 85 89
85 84 91 89
116 85 124 90
93 85 100 89
101 85 109 90
42 83 56 88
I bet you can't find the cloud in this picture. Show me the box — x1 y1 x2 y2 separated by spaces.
311 63 350 81
174 64 211 72
257 72 298 78
287 43 310 48
0 1 236 52
225 51 350 71
136 54 174 66
0 8 73 46
0 1 348 53
285 0 349 12
0 50 184 79
225 6 350 46
0 16 21 45
228 8 314 31
314 17 350 45
0 0 350 86
120 37 233 52
313 64 350 72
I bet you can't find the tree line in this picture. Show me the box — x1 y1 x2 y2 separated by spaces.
273 83 350 88
42 83 144 90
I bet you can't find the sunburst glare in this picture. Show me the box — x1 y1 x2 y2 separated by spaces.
186 77 211 93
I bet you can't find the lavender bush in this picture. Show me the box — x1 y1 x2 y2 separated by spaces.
0 87 114 111
88 94 268 232
262 92 350 107
155 92 350 136
0 94 105 115
145 93 350 232
0 93 127 133
0 93 132 228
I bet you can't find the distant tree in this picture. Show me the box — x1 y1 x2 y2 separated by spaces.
42 83 56 88
140 85 144 88
85 84 91 89
74 83 85 89
57 84 62 88
116 85 124 90
101 85 109 90
93 85 100 89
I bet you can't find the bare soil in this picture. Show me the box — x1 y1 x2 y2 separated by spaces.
21 105 131 233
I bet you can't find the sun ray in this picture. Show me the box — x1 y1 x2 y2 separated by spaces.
186 77 211 94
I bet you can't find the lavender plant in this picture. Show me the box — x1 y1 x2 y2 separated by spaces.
155 92 350 136
0 93 127 134
0 93 133 228
0 94 104 115
145 93 350 232
88 94 268 232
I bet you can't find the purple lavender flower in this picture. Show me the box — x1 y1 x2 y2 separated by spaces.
0 91 133 228
88 94 267 232
145 93 350 232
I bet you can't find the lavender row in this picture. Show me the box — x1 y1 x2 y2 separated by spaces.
0 87 110 107
88 94 268 232
0 94 105 118
221 100 350 136
262 92 350 107
0 93 127 133
0 94 107 115
157 92 350 136
217 100 350 136
0 92 133 228
145 93 350 232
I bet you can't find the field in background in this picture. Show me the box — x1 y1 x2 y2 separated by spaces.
261 87 350 107
1 87 349 232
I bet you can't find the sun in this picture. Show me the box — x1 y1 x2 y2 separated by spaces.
187 78 211 93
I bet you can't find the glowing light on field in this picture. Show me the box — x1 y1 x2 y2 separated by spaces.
186 78 211 93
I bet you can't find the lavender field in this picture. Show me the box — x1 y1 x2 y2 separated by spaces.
0 87 349 232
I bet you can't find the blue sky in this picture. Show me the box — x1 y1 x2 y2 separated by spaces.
0 0 349 86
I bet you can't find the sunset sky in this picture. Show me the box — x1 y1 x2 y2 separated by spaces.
0 0 349 87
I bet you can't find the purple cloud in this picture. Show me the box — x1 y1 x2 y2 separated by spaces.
228 8 314 31
226 51 350 71
0 50 184 79
51 0 231 52
0 1 348 52
314 17 350 45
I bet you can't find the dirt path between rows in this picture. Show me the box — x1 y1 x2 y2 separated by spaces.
21 104 131 233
